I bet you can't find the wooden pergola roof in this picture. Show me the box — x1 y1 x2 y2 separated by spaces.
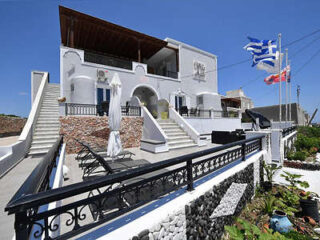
59 6 168 61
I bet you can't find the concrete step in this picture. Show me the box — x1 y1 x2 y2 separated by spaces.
167 136 191 142
36 124 60 129
32 139 58 146
163 128 185 133
38 117 60 121
33 135 60 141
157 120 173 124
35 127 60 132
168 139 194 146
37 120 60 124
36 120 60 123
34 131 60 136
165 131 188 137
158 122 176 126
40 108 59 114
168 143 197 150
161 126 181 130
30 144 55 150
29 149 50 156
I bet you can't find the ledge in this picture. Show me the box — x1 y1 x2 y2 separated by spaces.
140 139 166 145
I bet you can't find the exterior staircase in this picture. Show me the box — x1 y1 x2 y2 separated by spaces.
29 83 60 156
157 119 197 150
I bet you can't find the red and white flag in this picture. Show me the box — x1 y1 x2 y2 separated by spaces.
264 66 289 85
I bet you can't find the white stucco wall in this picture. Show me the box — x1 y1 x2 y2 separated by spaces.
185 118 242 134
60 40 219 110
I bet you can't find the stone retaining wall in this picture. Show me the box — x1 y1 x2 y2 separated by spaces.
284 159 320 171
60 116 143 154
131 156 263 240
0 116 26 137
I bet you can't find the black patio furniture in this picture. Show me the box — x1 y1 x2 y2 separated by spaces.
179 106 189 116
97 101 109 116
245 109 271 129
190 107 199 117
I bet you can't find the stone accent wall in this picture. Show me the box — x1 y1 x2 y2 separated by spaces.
0 116 26 137
131 156 263 240
284 159 320 171
59 116 143 154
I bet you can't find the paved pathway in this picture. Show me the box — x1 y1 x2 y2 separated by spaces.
0 156 42 240
0 136 19 146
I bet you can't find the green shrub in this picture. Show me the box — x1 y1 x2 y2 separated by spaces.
287 151 307 161
283 231 313 240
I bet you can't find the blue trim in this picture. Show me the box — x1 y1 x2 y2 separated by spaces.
77 150 260 240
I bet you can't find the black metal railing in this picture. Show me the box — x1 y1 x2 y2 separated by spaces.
177 108 239 118
282 126 297 137
147 68 178 79
84 52 133 70
65 103 141 117
5 137 63 239
5 136 263 240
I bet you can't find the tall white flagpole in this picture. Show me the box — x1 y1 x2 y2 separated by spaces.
289 60 292 122
278 33 282 126
285 48 288 125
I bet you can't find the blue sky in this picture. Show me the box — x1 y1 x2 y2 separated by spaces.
0 0 319 122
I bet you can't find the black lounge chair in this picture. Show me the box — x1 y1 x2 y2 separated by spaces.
179 106 189 116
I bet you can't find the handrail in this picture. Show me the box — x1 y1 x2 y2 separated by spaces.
5 135 263 214
6 137 63 210
19 72 48 141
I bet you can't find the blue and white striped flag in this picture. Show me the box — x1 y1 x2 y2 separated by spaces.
244 37 279 73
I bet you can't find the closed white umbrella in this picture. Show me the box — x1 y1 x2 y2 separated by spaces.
107 73 122 158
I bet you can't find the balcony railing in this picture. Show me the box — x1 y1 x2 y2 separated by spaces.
177 107 239 118
282 126 297 137
84 52 133 70
5 136 264 240
64 103 141 117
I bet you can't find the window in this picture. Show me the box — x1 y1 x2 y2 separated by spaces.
197 95 203 106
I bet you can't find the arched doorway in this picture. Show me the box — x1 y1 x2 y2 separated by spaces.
132 86 159 118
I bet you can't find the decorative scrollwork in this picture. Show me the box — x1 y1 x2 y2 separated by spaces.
32 221 45 239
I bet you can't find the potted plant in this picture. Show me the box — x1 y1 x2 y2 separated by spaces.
263 162 282 191
280 171 319 222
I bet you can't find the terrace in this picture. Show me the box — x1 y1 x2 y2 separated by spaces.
5 135 264 239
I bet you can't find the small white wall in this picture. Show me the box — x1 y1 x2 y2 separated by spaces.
141 106 169 153
0 72 48 178
185 118 242 134
271 129 283 164
271 121 294 129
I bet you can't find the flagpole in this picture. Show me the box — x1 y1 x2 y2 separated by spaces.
278 33 282 126
289 59 292 122
285 48 288 125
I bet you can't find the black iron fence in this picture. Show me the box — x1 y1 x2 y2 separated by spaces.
5 136 263 240
177 107 239 118
64 103 141 117
282 126 297 137
5 137 63 240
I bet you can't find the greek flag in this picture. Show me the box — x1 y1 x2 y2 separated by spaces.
244 37 279 73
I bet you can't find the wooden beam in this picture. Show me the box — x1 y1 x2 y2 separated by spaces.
69 17 75 48
137 39 141 63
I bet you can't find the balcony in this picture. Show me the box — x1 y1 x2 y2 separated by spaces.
63 103 141 117
84 51 133 70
